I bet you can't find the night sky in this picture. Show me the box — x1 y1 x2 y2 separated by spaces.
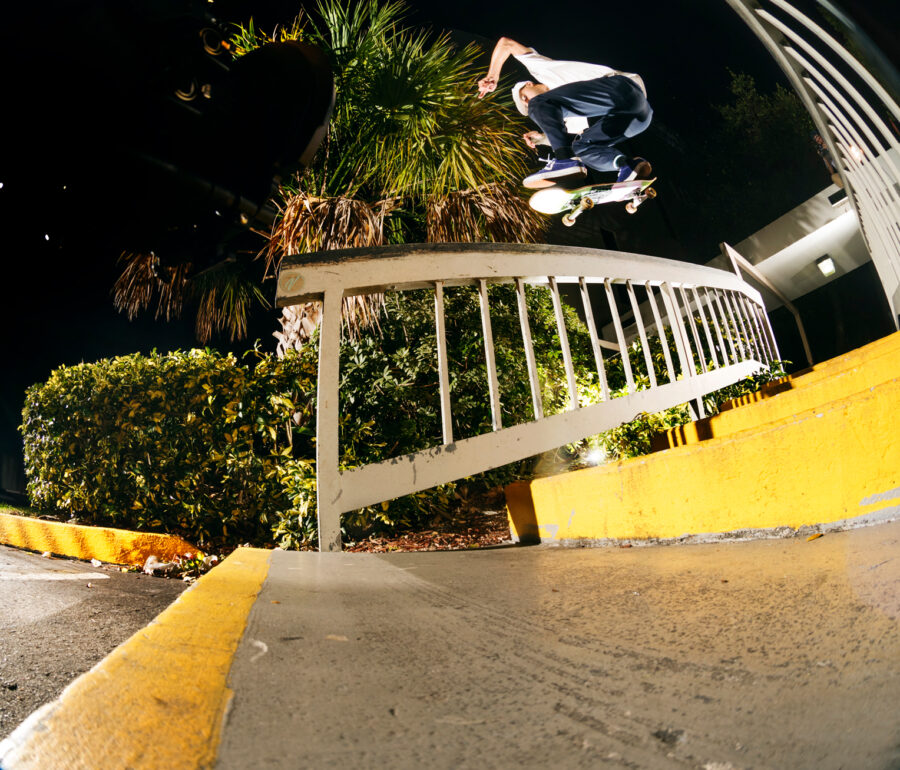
0 0 892 491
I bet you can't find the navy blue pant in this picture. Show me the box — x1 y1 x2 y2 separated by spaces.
528 75 653 172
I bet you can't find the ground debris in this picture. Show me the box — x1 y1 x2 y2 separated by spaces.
345 509 511 553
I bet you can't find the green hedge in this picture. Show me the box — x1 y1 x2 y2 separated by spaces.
21 348 318 550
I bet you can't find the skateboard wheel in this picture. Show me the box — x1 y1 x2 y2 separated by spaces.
562 214 576 227
580 197 595 210
625 202 638 214
646 187 657 199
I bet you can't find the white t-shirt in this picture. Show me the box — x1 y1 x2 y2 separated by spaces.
513 49 646 96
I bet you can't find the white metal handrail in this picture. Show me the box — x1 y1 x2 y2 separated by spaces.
726 0 900 327
277 243 776 551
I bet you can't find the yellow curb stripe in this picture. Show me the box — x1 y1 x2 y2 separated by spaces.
656 332 900 451
0 547 271 770
507 376 900 542
0 512 200 566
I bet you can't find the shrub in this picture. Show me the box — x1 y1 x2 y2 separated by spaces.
21 348 316 550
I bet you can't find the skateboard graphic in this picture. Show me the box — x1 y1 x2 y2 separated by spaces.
528 178 657 226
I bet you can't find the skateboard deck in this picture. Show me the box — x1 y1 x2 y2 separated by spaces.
528 178 657 226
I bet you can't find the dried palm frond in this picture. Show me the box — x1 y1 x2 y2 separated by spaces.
112 251 191 322
265 193 401 352
426 183 545 244
262 192 400 277
191 259 270 343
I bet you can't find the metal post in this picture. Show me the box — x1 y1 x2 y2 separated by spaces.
434 281 454 445
627 280 657 388
315 292 344 553
478 280 503 431
579 277 610 401
645 282 676 383
516 278 544 420
549 276 579 410
605 279 635 394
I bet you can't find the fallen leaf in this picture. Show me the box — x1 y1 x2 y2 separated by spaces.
807 533 823 541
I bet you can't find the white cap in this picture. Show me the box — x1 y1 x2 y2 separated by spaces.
511 81 530 116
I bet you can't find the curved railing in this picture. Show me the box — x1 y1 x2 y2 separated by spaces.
276 243 777 551
726 0 900 327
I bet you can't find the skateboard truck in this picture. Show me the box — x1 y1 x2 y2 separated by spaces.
625 186 657 214
561 196 594 227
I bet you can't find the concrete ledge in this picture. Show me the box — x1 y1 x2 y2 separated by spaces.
0 511 201 566
0 547 271 769
507 376 900 543
653 331 900 451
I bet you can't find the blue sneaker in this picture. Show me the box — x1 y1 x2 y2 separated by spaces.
616 157 652 183
523 157 587 189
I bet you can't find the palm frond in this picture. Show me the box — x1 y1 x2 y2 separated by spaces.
192 260 271 343
262 192 400 275
426 184 545 244
112 251 190 322
261 0 549 353
264 193 400 347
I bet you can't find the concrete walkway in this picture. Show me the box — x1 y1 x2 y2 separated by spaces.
2 522 898 769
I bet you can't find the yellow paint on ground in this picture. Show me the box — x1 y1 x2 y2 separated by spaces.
507 376 900 542
0 511 200 566
655 331 900 451
0 548 271 770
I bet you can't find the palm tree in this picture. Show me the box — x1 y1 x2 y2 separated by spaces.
113 0 544 346
252 0 545 351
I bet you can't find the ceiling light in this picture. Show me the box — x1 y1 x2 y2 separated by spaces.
816 255 836 277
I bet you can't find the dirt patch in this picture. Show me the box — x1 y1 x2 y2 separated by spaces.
345 510 512 553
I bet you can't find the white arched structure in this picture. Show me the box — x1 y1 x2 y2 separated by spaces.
726 0 900 327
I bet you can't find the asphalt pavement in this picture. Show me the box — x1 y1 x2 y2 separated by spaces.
0 545 186 739
2 523 898 769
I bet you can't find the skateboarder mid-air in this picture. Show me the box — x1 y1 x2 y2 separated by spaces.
477 37 653 189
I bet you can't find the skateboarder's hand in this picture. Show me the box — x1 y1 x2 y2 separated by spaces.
523 131 547 149
477 76 497 98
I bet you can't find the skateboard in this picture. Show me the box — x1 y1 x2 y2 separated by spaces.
528 178 657 226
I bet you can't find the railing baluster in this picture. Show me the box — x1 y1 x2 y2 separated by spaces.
692 287 719 368
679 286 708 374
627 280 657 388
579 277 610 401
434 281 454 444
755 302 783 364
735 293 764 364
710 289 737 364
744 296 772 365
660 282 693 378
704 289 738 366
718 289 745 361
315 292 344 553
478 279 502 431
645 282 676 384
605 279 635 394
516 277 544 420
726 290 753 362
703 288 730 365
549 276 579 410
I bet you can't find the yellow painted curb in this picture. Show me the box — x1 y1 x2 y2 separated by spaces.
0 511 201 566
654 331 900 451
507 376 900 543
0 547 271 770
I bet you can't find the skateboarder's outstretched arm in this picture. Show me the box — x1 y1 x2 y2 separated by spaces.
477 37 532 98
